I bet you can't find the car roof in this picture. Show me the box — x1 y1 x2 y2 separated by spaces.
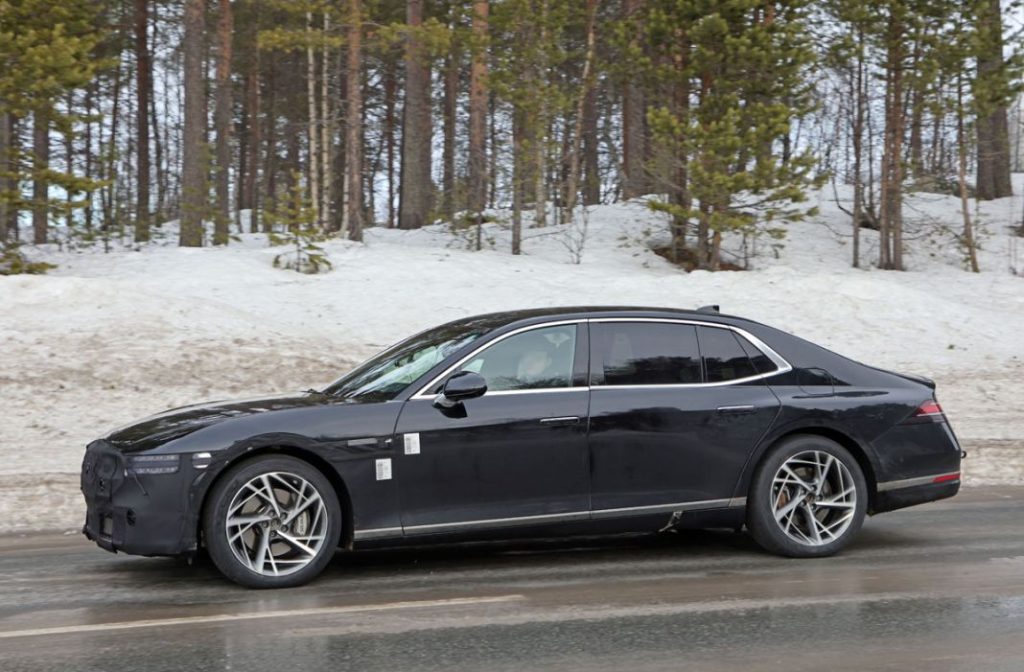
451 306 739 331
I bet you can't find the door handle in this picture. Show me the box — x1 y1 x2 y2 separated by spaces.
540 416 580 426
715 405 756 415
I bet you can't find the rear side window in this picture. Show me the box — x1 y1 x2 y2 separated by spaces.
697 326 759 382
591 322 701 386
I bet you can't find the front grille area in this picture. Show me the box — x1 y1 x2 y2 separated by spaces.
81 441 126 548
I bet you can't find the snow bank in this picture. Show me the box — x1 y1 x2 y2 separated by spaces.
2 183 1022 533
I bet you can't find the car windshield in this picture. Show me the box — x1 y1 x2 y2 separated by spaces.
323 322 491 402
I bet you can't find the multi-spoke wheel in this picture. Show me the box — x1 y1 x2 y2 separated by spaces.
204 456 341 588
747 436 867 558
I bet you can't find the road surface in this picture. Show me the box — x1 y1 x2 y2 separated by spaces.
2 486 1023 671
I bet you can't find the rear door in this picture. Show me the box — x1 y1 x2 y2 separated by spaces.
587 320 780 516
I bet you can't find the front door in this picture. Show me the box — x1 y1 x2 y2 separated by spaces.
395 322 590 534
587 320 780 515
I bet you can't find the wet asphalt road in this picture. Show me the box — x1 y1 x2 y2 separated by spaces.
1 487 1023 672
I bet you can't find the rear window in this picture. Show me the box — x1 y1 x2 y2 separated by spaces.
697 326 759 382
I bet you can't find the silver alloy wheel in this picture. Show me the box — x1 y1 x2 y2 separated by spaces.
770 450 857 546
225 471 329 577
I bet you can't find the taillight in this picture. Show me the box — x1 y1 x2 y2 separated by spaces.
915 401 943 417
902 400 945 424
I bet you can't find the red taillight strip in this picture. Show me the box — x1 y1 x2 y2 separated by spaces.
932 472 960 484
916 400 943 416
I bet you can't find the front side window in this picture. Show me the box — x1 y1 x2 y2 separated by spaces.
455 324 578 392
591 322 701 386
325 324 488 402
697 325 759 382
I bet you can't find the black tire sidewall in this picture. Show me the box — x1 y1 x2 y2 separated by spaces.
203 455 342 588
747 435 867 558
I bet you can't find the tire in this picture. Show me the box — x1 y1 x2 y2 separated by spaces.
746 435 867 558
203 455 342 588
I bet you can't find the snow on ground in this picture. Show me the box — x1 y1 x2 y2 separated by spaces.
2 181 1023 533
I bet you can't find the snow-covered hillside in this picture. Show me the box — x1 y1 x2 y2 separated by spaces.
2 182 1023 533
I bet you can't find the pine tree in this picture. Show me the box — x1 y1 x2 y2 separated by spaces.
0 0 104 250
641 0 820 270
267 172 332 273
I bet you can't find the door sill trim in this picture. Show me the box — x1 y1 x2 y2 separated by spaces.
355 497 746 540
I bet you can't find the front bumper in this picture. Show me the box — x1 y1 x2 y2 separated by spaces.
81 441 196 557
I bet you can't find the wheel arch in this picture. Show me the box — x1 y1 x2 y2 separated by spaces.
195 445 355 552
743 426 880 513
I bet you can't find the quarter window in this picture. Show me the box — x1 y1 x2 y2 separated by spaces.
734 332 779 375
590 322 701 386
697 326 759 382
455 324 577 392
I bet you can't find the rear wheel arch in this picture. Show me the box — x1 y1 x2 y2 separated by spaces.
196 445 355 552
747 427 879 513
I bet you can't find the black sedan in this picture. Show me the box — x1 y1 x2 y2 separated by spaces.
81 306 963 588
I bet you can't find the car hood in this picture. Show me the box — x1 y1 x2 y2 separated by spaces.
104 393 327 450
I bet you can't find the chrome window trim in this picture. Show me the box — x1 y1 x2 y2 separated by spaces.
410 315 793 400
411 320 582 399
588 317 792 385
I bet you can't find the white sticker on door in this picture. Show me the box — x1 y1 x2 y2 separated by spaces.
403 433 421 455
375 458 392 481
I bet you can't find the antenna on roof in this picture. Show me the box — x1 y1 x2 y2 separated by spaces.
697 305 720 314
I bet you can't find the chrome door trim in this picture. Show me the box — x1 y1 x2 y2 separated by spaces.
403 510 592 534
355 497 748 540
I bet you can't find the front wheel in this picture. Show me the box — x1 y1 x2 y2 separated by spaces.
747 435 867 558
203 456 342 588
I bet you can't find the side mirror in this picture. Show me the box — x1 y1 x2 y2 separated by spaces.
433 371 487 409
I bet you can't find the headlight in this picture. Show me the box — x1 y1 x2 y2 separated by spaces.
126 454 180 475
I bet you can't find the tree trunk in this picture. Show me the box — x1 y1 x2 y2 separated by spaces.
880 18 905 271
851 26 865 269
468 0 489 232
345 0 364 241
975 0 1013 200
321 12 332 232
512 106 524 255
621 0 647 199
134 0 152 242
0 111 11 243
32 111 49 245
398 0 433 229
384 57 397 228
956 73 979 272
305 12 321 230
180 0 207 247
582 85 600 206
241 52 261 231
213 0 233 245
561 0 598 221
533 0 549 228
262 51 278 232
442 36 458 224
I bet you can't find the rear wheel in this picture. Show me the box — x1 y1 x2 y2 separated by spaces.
203 455 341 588
747 435 867 558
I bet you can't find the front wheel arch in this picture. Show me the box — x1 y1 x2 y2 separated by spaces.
195 446 354 553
